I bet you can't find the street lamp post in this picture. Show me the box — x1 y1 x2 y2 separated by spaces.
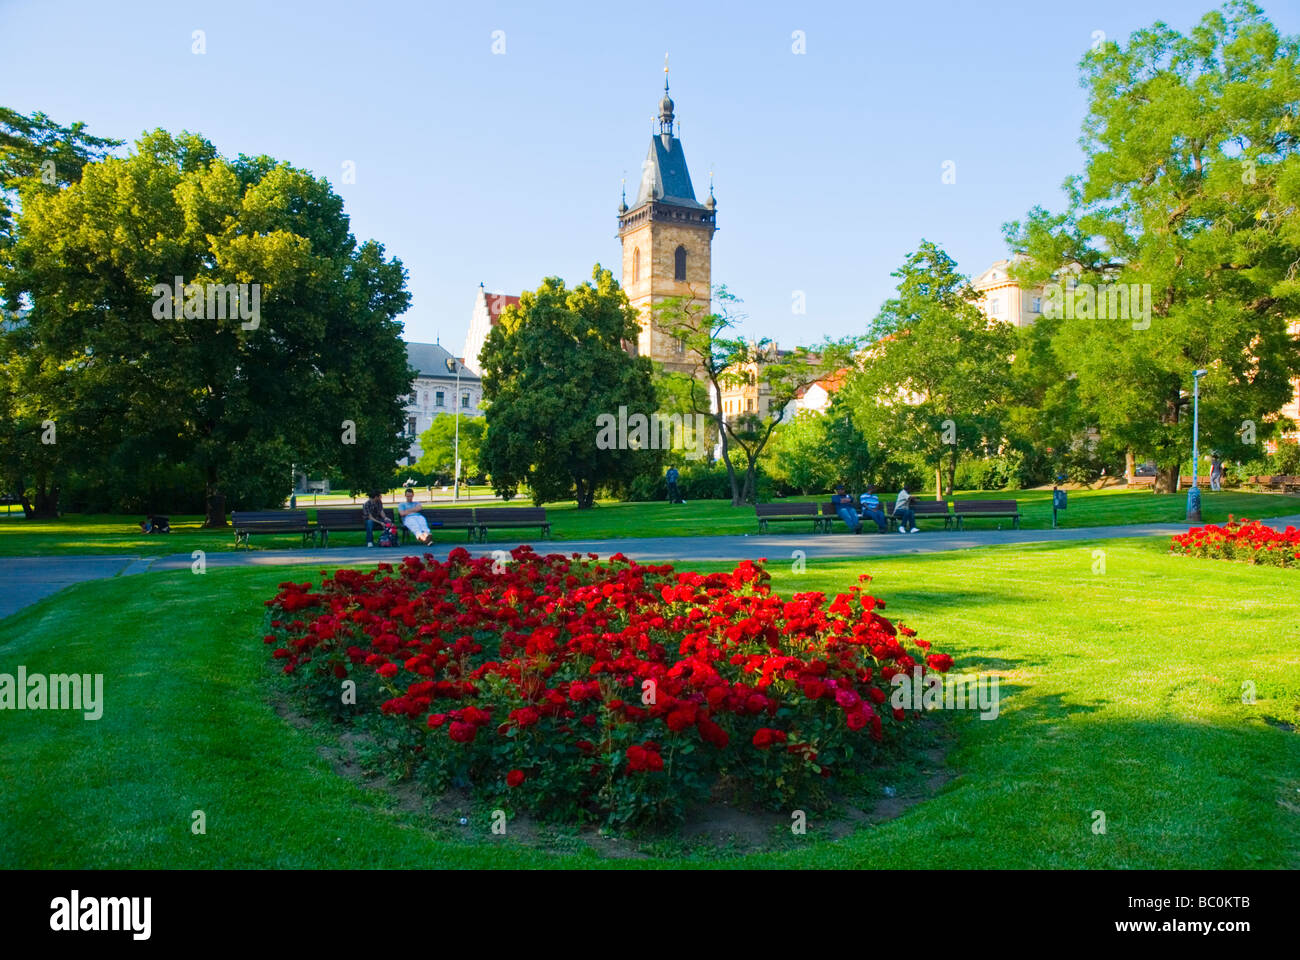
1187 368 1207 522
446 357 461 502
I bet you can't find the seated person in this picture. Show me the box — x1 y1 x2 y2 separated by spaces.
894 487 920 534
830 484 862 533
397 487 433 545
858 484 888 533
362 490 389 547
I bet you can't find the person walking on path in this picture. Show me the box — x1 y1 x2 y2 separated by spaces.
1210 454 1223 492
894 486 920 534
831 485 862 533
858 484 888 533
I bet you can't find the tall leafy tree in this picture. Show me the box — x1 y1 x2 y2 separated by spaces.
654 286 856 505
848 241 1016 498
1005 1 1300 491
478 265 660 508
416 414 485 483
3 128 411 521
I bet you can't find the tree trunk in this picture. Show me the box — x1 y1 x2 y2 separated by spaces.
1154 464 1180 494
203 467 227 527
29 485 59 519
934 465 943 500
1125 449 1136 479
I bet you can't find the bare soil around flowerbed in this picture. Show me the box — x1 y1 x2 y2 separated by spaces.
273 688 957 858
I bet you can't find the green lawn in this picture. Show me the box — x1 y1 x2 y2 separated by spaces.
2 537 1296 868
2 488 1299 556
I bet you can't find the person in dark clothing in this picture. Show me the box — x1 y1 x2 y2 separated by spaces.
666 466 682 504
362 489 388 547
831 484 862 533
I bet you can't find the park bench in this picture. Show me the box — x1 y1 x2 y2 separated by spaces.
953 499 1021 530
475 507 551 542
899 499 955 530
314 507 368 547
818 500 897 533
1126 475 1156 489
1177 475 1210 489
231 510 314 549
755 502 820 533
390 506 458 546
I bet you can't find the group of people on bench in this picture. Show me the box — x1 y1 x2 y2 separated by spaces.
830 484 922 534
361 487 433 547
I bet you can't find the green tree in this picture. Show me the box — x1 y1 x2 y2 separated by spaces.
848 241 1016 499
764 411 835 494
654 286 856 505
2 128 411 521
478 265 660 508
1005 2 1300 492
416 414 485 483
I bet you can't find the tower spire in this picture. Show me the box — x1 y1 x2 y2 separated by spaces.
658 53 675 136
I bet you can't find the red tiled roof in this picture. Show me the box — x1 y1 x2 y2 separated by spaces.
485 293 521 323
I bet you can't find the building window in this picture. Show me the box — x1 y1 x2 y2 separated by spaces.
406 417 417 437
632 247 640 284
1031 297 1041 313
989 298 1001 315
461 393 470 409
407 392 417 405
674 245 687 281
675 337 685 355
746 398 755 413
435 391 444 406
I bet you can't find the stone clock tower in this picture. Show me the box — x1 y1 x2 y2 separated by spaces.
617 64 716 377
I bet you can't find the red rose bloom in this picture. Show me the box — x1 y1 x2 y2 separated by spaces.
506 769 526 787
448 721 477 743
926 653 954 673
752 728 787 749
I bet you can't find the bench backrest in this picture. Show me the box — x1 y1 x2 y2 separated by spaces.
430 508 477 525
315 507 365 528
954 499 1019 513
911 500 952 515
233 510 309 527
476 507 548 523
756 502 817 517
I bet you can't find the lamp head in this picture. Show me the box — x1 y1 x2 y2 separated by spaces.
1193 369 1207 378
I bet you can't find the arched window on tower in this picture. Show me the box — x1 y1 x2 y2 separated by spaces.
632 247 640 284
674 245 687 281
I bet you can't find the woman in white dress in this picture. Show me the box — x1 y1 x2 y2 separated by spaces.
398 487 433 544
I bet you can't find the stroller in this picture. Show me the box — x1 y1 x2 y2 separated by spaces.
377 519 400 548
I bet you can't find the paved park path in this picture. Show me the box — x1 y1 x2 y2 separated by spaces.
3 515 1298 622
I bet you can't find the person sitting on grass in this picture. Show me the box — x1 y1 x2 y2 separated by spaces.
362 489 388 547
894 486 920 534
398 487 434 545
858 484 888 533
831 484 862 533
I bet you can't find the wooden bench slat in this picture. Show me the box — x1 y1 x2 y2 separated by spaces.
474 507 551 543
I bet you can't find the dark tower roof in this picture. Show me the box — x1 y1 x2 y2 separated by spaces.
633 63 704 210
635 135 703 209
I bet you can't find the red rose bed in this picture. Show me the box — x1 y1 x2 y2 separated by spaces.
263 546 953 827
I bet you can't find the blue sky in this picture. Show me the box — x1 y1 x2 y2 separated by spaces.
4 0 1298 348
